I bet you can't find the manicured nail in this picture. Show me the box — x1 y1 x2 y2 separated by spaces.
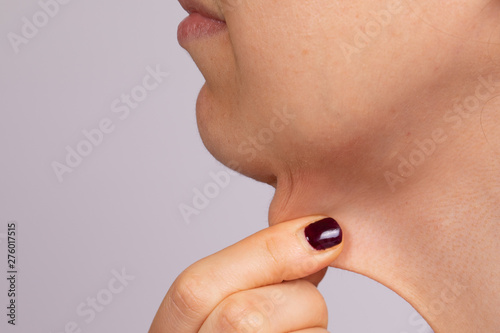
304 217 342 250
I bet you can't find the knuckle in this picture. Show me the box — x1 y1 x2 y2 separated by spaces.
306 285 329 327
317 297 329 327
168 271 208 318
214 294 267 333
289 280 329 327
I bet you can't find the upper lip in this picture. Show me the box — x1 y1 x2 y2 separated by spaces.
178 0 226 22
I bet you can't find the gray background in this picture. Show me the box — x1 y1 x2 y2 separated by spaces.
0 0 431 332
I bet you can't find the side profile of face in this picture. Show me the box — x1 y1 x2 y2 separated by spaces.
182 0 499 193
175 3 500 330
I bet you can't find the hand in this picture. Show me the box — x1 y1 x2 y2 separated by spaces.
149 215 344 332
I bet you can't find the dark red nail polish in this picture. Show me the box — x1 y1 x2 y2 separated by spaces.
304 218 342 250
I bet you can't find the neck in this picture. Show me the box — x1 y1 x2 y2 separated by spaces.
267 74 500 333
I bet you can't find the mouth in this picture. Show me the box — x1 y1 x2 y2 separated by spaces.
177 0 227 46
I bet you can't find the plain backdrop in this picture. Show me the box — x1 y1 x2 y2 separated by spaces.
0 0 433 332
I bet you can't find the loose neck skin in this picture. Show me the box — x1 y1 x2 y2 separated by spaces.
267 68 500 332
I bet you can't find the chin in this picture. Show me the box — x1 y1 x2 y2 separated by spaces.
195 84 277 186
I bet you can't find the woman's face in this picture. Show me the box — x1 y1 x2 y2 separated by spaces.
181 0 495 185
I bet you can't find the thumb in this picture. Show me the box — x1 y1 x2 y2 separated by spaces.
220 214 343 286
267 215 343 283
150 215 343 332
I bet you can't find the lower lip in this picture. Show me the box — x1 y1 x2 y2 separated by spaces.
177 13 227 46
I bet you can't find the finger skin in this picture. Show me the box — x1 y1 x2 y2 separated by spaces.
302 267 328 287
198 279 328 333
290 329 330 333
149 215 343 332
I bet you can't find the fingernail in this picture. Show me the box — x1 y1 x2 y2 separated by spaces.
304 217 342 250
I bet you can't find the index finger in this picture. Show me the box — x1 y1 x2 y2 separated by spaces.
149 215 343 332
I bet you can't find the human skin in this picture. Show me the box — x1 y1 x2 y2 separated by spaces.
151 0 500 331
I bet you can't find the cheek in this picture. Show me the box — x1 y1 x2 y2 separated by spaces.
205 0 469 178
224 1 394 124
225 2 434 127
222 2 341 135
